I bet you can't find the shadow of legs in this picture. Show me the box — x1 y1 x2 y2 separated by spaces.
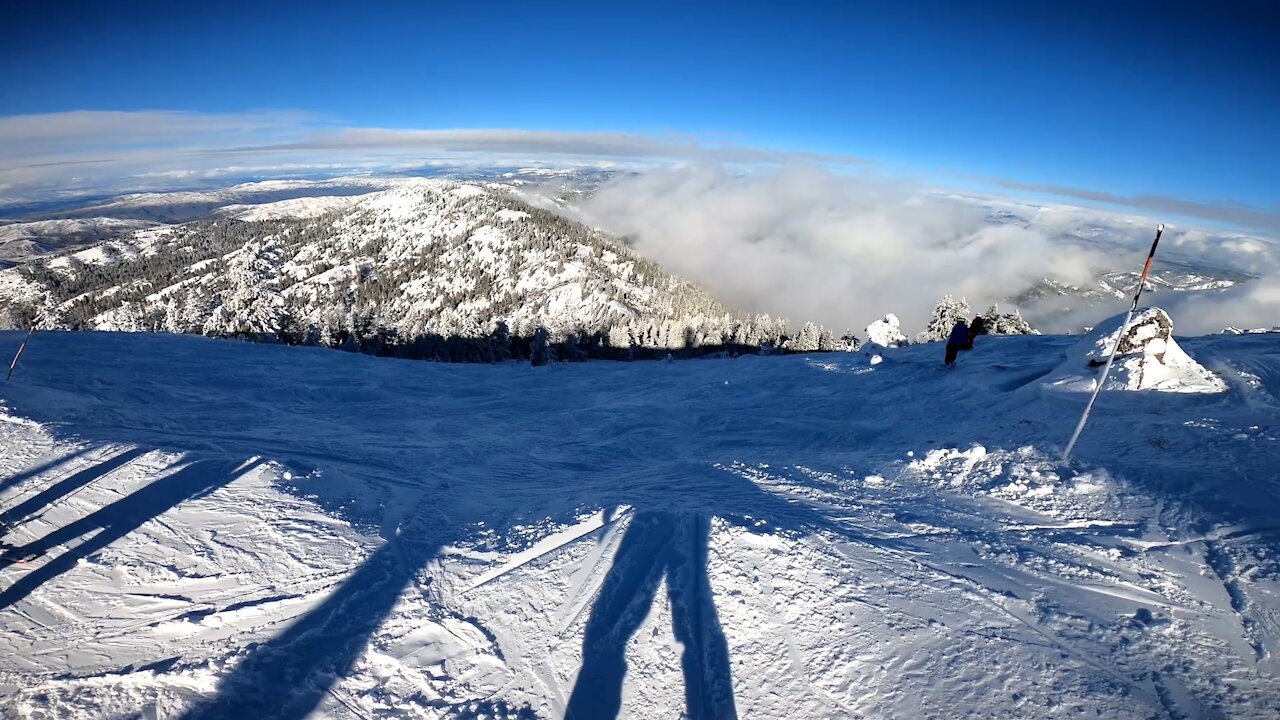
183 536 441 720
565 511 677 720
566 512 738 720
667 513 737 720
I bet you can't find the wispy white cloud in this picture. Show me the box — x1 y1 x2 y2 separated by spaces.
212 127 864 165
0 110 862 204
1 108 1275 248
990 177 1280 237
0 110 319 160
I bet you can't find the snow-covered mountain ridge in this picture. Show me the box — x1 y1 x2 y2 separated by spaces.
0 218 160 264
29 177 416 224
1 326 1277 718
1 181 799 360
5 171 1269 341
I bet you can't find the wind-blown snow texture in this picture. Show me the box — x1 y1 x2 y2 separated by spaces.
1 329 1278 719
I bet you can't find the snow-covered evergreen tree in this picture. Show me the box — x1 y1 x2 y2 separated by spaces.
606 324 633 355
530 326 550 367
919 295 973 343
206 240 285 342
817 328 837 352
786 322 822 352
865 314 908 348
838 330 861 352
978 304 1038 335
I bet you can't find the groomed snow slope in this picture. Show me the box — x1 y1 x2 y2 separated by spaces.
1 331 1278 719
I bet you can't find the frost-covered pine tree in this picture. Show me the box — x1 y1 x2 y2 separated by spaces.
839 330 861 351
817 328 837 352
162 295 185 334
918 295 972 343
606 324 631 351
978 304 1038 335
180 288 213 335
865 314 908 348
490 321 512 362
208 241 285 342
107 301 148 332
787 322 823 352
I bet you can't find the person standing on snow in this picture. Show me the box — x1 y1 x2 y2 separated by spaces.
968 316 988 340
944 317 972 366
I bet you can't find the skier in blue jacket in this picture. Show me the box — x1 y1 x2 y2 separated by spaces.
944 317 973 366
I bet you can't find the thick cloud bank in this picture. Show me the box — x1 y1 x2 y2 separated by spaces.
581 166 1280 336
1167 278 1280 335
581 166 1107 335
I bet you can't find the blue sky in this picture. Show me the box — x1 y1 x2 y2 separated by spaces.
1 1 1276 229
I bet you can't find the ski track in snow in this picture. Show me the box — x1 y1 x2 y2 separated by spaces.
0 330 1278 719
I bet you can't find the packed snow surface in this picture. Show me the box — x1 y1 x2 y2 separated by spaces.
1 330 1278 719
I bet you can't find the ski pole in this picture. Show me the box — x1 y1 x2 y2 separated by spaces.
6 326 36 382
1061 224 1164 463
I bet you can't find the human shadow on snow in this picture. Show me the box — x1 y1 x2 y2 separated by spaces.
0 455 256 612
3 331 1276 720
177 458 880 720
565 511 735 720
0 446 149 530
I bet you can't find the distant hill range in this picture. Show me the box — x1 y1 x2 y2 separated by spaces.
0 180 809 362
1 170 1268 358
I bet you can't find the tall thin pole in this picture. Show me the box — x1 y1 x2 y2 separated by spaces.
6 327 36 383
1061 223 1164 463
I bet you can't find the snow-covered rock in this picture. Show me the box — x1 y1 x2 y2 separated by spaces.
1044 307 1225 393
865 313 908 348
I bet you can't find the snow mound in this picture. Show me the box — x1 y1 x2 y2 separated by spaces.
1044 307 1226 393
450 184 486 199
494 208 529 222
864 313 908 348
218 195 364 221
